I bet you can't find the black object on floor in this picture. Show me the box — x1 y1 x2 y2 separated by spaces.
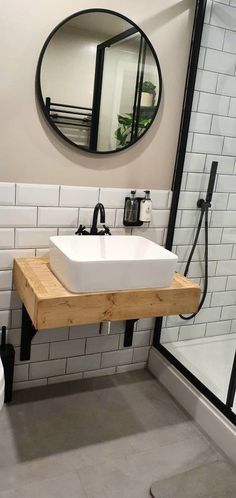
0 326 15 403
150 461 236 498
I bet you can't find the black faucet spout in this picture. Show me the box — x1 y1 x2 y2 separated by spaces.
90 203 105 235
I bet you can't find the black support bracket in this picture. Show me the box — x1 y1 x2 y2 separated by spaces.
20 305 38 361
226 352 236 410
124 319 138 347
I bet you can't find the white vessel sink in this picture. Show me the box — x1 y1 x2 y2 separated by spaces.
49 235 178 293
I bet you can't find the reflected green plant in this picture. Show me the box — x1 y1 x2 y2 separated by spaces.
115 113 151 148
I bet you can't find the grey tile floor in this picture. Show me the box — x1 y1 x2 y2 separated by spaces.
0 369 234 498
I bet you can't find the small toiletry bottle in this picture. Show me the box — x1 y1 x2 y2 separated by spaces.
124 190 139 224
139 190 152 222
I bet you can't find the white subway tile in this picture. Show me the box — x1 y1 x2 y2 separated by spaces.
177 260 217 278
227 276 236 290
177 244 232 262
211 290 236 306
173 227 222 246
99 188 130 208
119 330 151 349
58 228 77 236
205 155 235 174
204 276 227 292
195 70 218 93
206 320 231 337
222 228 236 243
149 190 170 209
133 346 150 363
186 132 193 152
35 249 49 257
222 137 236 156
192 92 199 112
183 153 206 172
33 327 69 344
110 321 126 334
227 195 236 210
217 260 236 275
204 48 236 75
201 24 225 50
189 112 212 133
38 207 78 227
198 93 229 116
79 208 115 227
16 184 59 206
180 210 202 227
0 310 10 327
0 206 37 227
194 306 221 324
0 249 35 270
11 309 22 328
7 328 21 346
0 183 15 205
217 175 236 192
101 349 133 368
217 74 236 97
166 315 194 328
86 335 119 354
224 29 236 55
50 338 85 359
84 367 116 379
221 305 236 320
60 186 99 207
14 364 29 382
69 323 100 339
15 343 49 364
110 228 132 236
192 134 223 154
211 115 236 137
0 229 14 248
0 290 21 310
116 363 146 373
179 324 206 341
150 210 170 228
230 319 236 333
0 271 12 290
211 210 236 227
15 228 57 248
211 2 236 30
132 228 164 245
206 192 228 210
205 1 212 22
178 192 199 209
67 354 101 373
29 359 66 379
160 327 179 344
198 47 206 69
229 97 236 117
136 317 155 331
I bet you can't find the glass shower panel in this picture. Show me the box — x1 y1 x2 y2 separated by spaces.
97 33 141 152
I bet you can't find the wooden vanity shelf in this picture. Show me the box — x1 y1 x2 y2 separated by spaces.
13 257 201 361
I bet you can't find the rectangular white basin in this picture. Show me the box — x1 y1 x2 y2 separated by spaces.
49 235 178 293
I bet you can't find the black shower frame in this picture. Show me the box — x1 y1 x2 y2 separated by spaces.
153 0 236 426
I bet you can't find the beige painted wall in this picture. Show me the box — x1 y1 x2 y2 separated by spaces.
0 0 195 188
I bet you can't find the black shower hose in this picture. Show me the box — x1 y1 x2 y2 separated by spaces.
179 202 209 320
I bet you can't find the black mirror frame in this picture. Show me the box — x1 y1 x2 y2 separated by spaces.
35 7 162 155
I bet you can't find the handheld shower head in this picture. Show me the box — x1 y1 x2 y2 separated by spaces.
206 161 218 204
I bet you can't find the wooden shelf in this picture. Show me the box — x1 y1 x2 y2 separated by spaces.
13 257 201 330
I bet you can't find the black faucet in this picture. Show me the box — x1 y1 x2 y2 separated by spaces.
90 203 109 235
75 203 111 236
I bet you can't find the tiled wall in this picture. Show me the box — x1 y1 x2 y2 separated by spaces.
161 0 236 345
0 182 171 389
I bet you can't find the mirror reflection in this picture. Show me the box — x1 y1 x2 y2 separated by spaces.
38 10 162 153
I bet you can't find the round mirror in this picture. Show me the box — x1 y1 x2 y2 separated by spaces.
36 9 162 154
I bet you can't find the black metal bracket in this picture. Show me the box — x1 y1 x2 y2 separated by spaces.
124 319 138 347
20 305 38 361
226 352 236 410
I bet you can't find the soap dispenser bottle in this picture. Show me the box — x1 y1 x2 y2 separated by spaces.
124 190 139 224
139 190 152 222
